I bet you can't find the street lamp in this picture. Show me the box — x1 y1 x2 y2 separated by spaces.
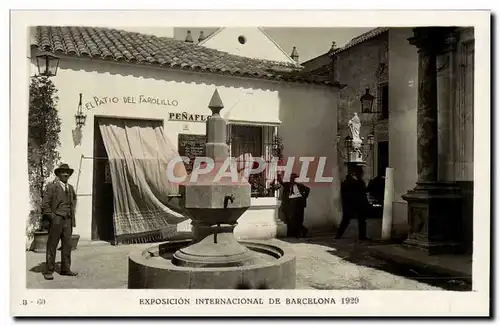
359 88 379 177
344 135 353 162
367 132 375 146
360 88 376 113
75 93 87 129
35 52 60 77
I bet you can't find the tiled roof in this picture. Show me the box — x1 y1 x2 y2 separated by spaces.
301 27 389 69
31 26 342 87
334 27 389 54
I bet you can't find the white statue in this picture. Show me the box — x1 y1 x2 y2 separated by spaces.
348 113 362 149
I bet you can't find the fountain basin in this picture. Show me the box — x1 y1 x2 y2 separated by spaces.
128 239 296 289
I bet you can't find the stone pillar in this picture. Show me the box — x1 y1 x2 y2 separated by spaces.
205 90 229 162
402 27 464 255
174 89 254 267
413 29 439 183
436 31 459 181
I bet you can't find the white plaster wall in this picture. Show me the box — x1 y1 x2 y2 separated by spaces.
234 197 286 240
200 28 296 64
28 55 338 241
388 28 419 237
278 83 341 230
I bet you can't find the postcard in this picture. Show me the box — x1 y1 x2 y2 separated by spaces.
10 9 490 317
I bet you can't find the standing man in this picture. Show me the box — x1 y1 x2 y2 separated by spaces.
271 172 310 238
335 163 371 241
42 163 78 280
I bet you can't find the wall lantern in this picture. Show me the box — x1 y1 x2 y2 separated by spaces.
344 135 353 152
367 132 375 146
35 51 60 77
360 88 376 113
75 93 87 129
336 132 341 144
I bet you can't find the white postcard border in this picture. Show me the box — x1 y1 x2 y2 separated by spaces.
10 9 491 317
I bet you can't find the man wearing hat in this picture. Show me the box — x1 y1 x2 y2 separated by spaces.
271 172 310 238
335 163 371 241
41 163 78 280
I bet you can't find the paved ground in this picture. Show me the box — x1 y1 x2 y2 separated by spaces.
26 234 468 290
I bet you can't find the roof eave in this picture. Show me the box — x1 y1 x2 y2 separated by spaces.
32 48 339 88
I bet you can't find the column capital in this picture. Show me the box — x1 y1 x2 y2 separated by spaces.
408 27 458 54
440 28 460 54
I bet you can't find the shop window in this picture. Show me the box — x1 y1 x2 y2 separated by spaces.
378 83 389 119
227 124 277 198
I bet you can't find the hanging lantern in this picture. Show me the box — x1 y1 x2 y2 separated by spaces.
74 93 87 129
367 132 375 146
344 135 353 152
360 88 376 114
35 52 60 77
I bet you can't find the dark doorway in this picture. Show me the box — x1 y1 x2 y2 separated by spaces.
377 141 389 175
91 119 115 242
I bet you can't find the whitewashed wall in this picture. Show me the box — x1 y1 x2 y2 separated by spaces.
200 28 296 64
28 54 339 241
278 83 341 230
388 28 419 237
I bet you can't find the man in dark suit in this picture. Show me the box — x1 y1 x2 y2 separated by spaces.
42 163 78 280
271 172 310 238
335 163 371 241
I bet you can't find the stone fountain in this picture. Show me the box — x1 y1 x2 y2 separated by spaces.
127 89 296 289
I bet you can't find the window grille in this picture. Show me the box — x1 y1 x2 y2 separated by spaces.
226 124 278 198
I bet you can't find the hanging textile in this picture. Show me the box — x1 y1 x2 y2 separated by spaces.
98 118 190 244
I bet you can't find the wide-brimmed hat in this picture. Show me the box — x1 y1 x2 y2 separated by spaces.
54 163 74 176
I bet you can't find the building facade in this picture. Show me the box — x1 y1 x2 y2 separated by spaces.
302 28 389 182
391 27 474 253
28 26 343 245
304 27 474 252
197 27 298 64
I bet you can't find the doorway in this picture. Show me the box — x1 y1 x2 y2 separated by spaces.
377 141 389 175
91 117 166 243
91 118 115 242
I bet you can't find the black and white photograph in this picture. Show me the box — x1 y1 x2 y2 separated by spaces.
10 9 490 317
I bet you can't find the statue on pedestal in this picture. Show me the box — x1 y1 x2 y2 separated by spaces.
348 113 363 162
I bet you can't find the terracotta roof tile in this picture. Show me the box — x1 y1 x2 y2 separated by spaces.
31 26 344 87
333 27 389 54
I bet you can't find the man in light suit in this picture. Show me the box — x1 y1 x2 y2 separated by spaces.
272 172 310 238
42 163 78 280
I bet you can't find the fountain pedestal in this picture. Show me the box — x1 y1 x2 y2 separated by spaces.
127 88 296 289
172 89 255 268
172 223 256 267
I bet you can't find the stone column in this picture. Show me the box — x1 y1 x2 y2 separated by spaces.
436 31 459 182
174 89 254 267
411 28 440 183
402 27 464 255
